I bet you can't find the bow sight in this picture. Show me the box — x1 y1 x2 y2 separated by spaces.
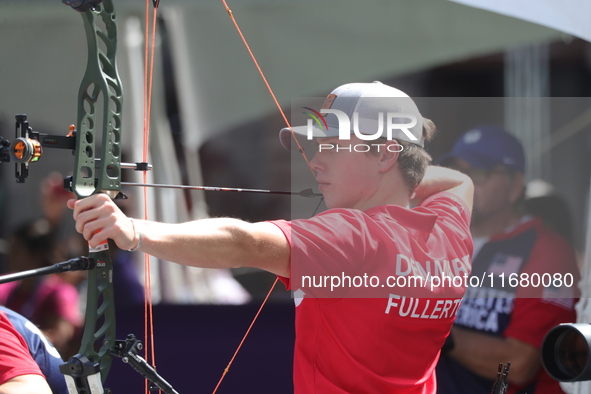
0 115 77 183
0 114 151 186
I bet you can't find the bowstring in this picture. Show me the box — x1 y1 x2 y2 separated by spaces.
220 0 317 178
211 277 279 394
140 1 320 391
143 0 160 392
212 2 321 393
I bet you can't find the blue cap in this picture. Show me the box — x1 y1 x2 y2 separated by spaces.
444 126 525 172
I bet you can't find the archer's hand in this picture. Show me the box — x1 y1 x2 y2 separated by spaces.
411 166 473 211
67 194 137 250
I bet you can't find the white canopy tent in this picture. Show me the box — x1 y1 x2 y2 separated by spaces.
0 1 577 304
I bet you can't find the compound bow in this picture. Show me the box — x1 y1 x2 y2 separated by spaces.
0 0 321 392
0 0 177 392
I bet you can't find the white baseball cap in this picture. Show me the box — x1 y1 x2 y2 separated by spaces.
280 81 424 149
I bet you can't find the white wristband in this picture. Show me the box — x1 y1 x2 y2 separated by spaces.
128 219 143 252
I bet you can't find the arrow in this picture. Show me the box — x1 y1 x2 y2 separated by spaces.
121 182 322 198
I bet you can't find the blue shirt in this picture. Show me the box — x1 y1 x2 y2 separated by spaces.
0 306 68 393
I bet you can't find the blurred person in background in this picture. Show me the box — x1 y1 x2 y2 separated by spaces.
436 126 580 394
0 218 82 357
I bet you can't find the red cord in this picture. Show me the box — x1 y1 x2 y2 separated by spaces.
211 278 279 393
143 1 159 392
220 0 316 179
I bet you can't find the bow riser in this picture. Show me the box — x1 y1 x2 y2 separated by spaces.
70 0 121 387
73 0 122 199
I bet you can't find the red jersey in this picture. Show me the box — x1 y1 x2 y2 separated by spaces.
0 311 44 385
271 192 473 393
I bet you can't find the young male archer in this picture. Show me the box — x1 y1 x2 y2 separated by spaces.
69 81 474 393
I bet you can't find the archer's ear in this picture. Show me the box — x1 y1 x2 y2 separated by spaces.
377 141 401 173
